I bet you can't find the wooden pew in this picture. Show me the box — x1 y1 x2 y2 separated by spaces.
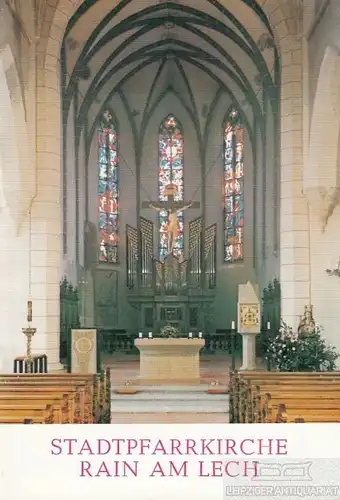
0 417 43 424
0 374 97 422
0 403 55 423
0 368 111 424
0 384 85 423
0 371 109 423
0 393 72 423
246 380 340 423
229 370 340 423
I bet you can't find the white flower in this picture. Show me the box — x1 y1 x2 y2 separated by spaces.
292 347 296 351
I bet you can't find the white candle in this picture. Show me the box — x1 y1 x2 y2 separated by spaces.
198 332 202 338
267 321 271 330
188 332 192 338
138 332 143 338
231 321 236 330
148 332 152 339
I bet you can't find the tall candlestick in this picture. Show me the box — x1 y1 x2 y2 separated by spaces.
22 326 36 373
231 320 235 330
27 300 32 323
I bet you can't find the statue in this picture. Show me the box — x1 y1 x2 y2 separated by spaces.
150 203 193 253
297 305 316 335
141 182 200 255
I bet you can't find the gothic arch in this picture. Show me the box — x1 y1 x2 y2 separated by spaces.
0 44 32 233
306 45 340 231
32 0 305 359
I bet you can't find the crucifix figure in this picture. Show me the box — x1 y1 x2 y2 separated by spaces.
142 183 200 255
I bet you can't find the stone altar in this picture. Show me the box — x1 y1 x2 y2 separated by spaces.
134 338 205 384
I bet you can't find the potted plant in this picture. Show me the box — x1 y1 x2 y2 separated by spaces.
265 320 339 372
159 324 180 338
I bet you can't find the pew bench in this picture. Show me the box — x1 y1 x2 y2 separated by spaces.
0 369 111 424
0 417 44 424
251 383 340 423
0 373 106 420
0 403 55 423
265 394 340 423
246 380 340 422
276 403 340 423
229 370 340 423
0 393 72 423
0 384 87 423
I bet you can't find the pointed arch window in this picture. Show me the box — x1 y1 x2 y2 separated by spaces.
158 114 184 261
223 107 244 262
98 109 119 263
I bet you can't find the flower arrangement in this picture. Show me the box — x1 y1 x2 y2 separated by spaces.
266 320 339 372
159 324 180 338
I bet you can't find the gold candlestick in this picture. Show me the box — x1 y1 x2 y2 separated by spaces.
22 327 36 373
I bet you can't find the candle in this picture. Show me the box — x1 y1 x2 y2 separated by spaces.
198 332 202 338
231 320 236 330
188 332 192 338
148 332 153 339
267 321 271 330
138 332 143 339
27 299 32 323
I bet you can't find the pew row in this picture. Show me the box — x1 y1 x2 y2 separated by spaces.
0 369 111 424
229 370 340 423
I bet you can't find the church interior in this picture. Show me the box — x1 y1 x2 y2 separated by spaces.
1 0 340 424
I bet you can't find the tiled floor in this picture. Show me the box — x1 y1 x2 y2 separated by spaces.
106 354 260 423
104 354 242 388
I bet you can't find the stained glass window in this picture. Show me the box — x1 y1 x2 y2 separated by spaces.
158 115 184 261
223 107 244 263
98 109 119 263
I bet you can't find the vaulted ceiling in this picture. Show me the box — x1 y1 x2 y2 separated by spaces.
62 0 279 142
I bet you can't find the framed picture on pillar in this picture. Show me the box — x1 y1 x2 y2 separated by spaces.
238 304 260 330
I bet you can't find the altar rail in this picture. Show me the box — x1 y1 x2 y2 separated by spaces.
98 329 238 355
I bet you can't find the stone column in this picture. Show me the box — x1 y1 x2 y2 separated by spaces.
255 2 310 327
280 36 310 328
30 0 84 371
239 332 258 371
31 57 63 370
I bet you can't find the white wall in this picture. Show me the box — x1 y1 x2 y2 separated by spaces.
306 0 340 352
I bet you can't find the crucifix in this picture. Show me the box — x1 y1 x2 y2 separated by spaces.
142 183 200 254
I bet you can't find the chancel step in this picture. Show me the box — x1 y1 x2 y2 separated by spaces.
111 386 229 414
